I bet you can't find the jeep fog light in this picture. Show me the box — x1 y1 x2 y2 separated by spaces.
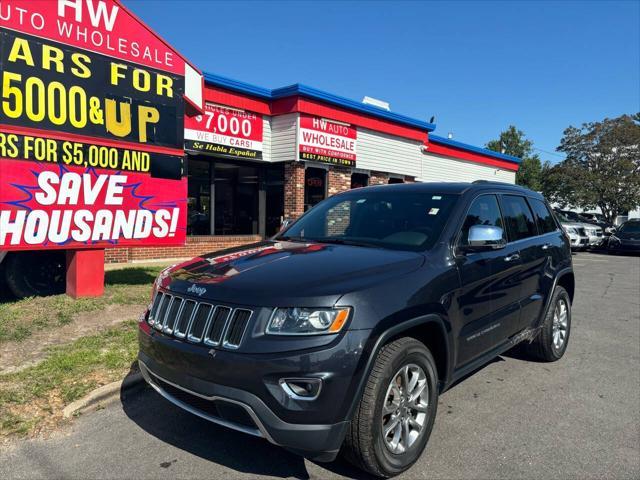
280 378 323 400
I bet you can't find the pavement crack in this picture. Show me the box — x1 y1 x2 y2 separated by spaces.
601 273 615 298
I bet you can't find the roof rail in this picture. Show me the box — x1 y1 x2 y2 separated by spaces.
471 180 515 185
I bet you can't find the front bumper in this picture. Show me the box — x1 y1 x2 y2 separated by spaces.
570 235 589 249
138 322 369 461
587 234 603 246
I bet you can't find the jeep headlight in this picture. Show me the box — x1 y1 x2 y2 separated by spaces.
266 307 351 335
563 226 578 235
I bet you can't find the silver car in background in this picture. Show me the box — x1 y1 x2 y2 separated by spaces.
554 211 592 250
556 210 604 247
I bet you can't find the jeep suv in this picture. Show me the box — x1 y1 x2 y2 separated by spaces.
138 182 574 477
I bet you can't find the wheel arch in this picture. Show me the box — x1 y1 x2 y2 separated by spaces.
557 270 575 303
535 266 574 330
346 312 452 421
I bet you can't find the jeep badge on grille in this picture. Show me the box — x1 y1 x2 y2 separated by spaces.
187 284 207 296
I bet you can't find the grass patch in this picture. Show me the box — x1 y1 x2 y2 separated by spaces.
0 320 139 438
0 265 163 344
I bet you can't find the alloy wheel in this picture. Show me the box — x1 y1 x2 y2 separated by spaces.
552 298 569 349
381 364 429 454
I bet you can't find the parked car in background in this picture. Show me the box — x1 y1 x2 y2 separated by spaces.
564 228 588 251
608 221 640 254
578 212 616 238
556 210 604 247
553 211 590 250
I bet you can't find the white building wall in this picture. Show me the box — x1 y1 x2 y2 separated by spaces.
269 113 299 162
418 152 516 184
356 128 423 178
261 115 272 162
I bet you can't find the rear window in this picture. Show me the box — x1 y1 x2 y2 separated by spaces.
529 198 557 234
501 195 538 241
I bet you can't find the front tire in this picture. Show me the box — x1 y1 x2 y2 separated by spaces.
529 286 571 361
343 337 438 478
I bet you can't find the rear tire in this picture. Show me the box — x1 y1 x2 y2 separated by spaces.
3 251 66 298
529 286 571 361
343 337 438 478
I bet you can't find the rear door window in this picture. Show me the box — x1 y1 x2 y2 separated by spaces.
501 195 538 241
529 198 557 234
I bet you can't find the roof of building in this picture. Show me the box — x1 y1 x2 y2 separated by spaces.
341 181 539 196
429 135 522 164
203 72 521 166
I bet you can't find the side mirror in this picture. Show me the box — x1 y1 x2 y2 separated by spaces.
465 225 506 251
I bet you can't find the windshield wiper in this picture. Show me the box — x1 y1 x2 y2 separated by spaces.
312 238 384 249
276 235 307 242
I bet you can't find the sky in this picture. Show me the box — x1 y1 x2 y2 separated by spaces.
126 0 640 163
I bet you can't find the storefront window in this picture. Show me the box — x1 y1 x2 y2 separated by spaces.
214 163 259 235
187 159 212 235
187 156 284 237
305 167 326 211
351 173 369 189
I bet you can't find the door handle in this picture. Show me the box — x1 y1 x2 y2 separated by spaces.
504 253 520 262
541 243 552 250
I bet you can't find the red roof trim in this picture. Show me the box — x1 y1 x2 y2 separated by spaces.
272 97 427 142
203 85 271 115
426 142 519 171
201 84 519 170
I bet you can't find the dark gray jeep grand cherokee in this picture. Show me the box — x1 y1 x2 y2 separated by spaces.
138 181 574 477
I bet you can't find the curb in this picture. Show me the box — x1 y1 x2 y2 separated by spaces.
62 372 145 418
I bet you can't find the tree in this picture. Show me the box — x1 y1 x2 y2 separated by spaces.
486 125 542 190
542 113 640 223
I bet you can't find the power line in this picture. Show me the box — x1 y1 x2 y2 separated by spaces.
533 147 565 158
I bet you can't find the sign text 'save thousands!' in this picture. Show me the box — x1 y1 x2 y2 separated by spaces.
298 114 356 166
185 103 263 159
0 0 197 251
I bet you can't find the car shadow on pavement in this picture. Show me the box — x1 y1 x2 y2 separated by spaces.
120 384 310 478
118 366 376 480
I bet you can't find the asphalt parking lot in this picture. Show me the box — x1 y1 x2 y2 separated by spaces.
1 252 639 480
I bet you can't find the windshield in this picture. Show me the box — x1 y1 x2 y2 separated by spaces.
277 190 459 251
619 222 640 233
554 211 571 222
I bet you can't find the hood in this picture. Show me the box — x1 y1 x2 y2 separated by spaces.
158 241 425 307
561 222 593 231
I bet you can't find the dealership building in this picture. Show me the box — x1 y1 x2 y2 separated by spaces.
105 73 521 263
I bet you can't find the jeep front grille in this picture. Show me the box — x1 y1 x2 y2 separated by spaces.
148 292 252 349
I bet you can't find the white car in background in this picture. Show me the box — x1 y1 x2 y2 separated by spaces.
563 225 590 250
556 210 604 247
553 211 592 250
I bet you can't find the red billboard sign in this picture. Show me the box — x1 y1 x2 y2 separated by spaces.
0 0 201 251
298 114 357 166
185 103 264 160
